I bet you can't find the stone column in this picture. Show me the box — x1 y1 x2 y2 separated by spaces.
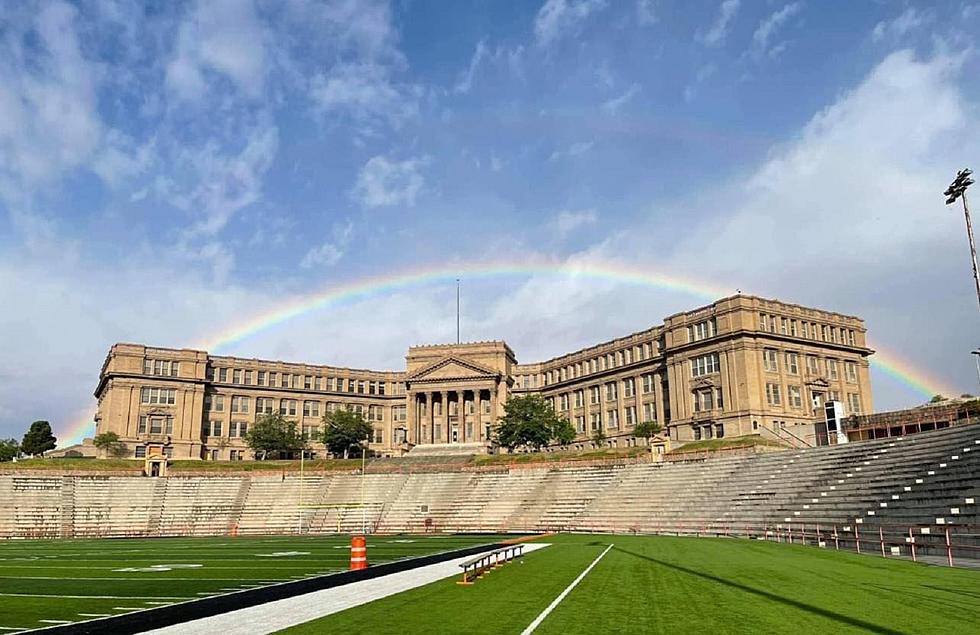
489 387 498 442
406 392 416 445
456 390 464 443
473 389 482 442
425 391 433 444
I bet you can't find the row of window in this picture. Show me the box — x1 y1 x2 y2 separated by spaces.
204 395 403 421
137 415 173 435
691 353 721 377
541 341 659 386
143 359 179 377
693 388 724 413
762 349 859 382
764 383 863 414
202 420 249 438
553 375 659 412
140 388 176 405
573 402 658 433
418 400 491 416
206 367 394 396
687 318 717 342
134 446 173 458
759 313 857 346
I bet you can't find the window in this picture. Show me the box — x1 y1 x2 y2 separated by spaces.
141 387 176 405
848 330 856 346
606 409 619 429
281 374 290 388
590 413 601 431
218 368 228 382
827 359 839 381
575 415 586 433
690 318 717 342
788 385 802 408
766 383 782 406
763 349 778 372
231 396 249 414
574 390 584 408
394 406 407 421
643 402 657 422
244 370 252 385
623 378 635 398
845 361 858 383
785 352 799 375
691 353 720 377
202 420 222 437
256 397 273 414
373 428 384 444
642 374 656 394
358 380 366 394
847 393 862 415
693 425 702 441
205 394 224 412
829 390 841 402
759 313 768 331
790 320 798 337
714 423 725 439
135 446 147 458
138 416 147 434
694 388 714 412
625 406 636 426
803 322 811 339
379 382 386 395
230 421 248 438
233 369 242 384
304 375 313 390
145 359 178 376
303 400 321 418
590 386 600 405
605 382 618 401
269 372 277 387
780 318 788 335
279 399 297 416
230 450 243 461
257 371 266 386
806 355 819 375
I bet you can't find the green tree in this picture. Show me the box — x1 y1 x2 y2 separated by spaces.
21 421 56 457
591 430 606 446
930 394 946 403
633 420 662 442
0 439 18 462
494 394 574 452
320 408 372 459
245 413 306 460
93 431 127 458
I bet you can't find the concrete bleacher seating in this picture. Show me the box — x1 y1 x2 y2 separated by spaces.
1 425 977 554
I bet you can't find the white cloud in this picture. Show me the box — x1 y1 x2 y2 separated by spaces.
455 39 490 94
602 83 641 113
166 0 267 103
534 0 608 47
0 1 101 194
751 2 803 58
872 8 927 43
697 0 740 47
636 0 658 26
301 220 355 268
310 62 418 129
553 209 598 237
549 140 595 162
351 155 428 208
171 124 280 237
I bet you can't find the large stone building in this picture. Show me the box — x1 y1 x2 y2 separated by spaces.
93 294 874 459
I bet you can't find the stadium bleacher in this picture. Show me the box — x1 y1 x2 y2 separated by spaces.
1 424 976 560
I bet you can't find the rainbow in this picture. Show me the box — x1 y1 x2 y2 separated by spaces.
60 259 962 444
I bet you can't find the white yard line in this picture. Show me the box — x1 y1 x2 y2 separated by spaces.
0 594 190 600
141 544 549 635
520 544 614 635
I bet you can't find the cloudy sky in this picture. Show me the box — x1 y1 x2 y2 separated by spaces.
2 0 979 444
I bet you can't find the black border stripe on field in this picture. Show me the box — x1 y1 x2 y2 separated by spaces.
26 540 507 635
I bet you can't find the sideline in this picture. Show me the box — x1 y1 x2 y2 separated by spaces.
141 543 550 635
520 543 614 635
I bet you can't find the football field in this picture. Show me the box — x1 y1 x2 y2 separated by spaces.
0 533 508 632
280 534 980 635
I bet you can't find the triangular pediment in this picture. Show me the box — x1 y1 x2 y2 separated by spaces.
806 377 831 389
408 356 498 382
691 377 715 390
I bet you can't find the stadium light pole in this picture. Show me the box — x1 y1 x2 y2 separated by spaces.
943 168 980 310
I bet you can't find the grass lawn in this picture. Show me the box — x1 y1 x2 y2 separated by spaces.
278 534 980 634
0 533 508 632
669 434 786 454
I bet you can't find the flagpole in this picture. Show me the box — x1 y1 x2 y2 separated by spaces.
456 278 460 344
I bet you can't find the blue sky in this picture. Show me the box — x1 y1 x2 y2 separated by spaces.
2 1 980 443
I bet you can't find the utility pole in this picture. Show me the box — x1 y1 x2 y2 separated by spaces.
944 168 980 310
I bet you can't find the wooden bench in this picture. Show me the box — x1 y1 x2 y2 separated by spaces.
457 544 525 585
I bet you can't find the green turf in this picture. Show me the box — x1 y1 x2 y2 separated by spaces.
278 534 980 635
0 534 509 632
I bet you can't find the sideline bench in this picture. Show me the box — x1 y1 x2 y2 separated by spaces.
457 544 525 584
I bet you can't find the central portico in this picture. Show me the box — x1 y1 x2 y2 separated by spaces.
404 341 516 449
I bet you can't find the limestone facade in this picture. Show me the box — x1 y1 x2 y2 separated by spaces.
93 294 873 459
